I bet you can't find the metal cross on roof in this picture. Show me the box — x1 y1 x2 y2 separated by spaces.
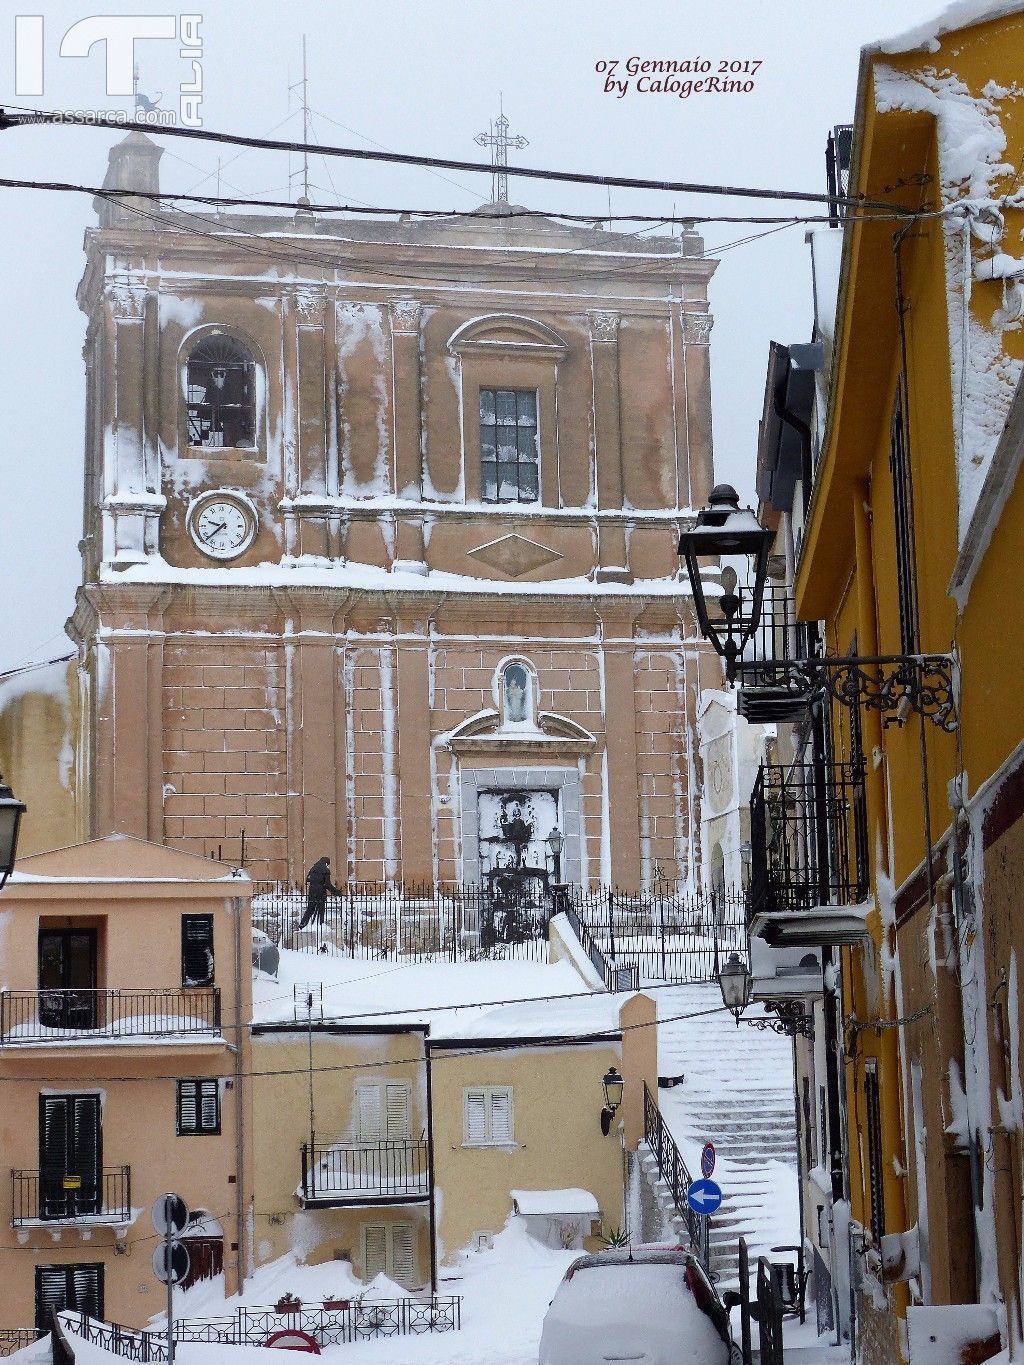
475 110 528 204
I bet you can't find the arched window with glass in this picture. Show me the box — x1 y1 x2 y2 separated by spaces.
185 335 257 450
500 660 536 728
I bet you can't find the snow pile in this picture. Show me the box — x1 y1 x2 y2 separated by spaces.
877 0 1021 55
511 1189 599 1216
906 1302 1002 1363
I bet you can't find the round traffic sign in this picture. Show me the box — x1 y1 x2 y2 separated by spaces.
263 1329 321 1352
152 1193 188 1237
685 1178 723 1216
701 1141 716 1179
152 1241 190 1286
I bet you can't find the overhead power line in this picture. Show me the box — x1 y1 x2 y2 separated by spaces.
0 107 912 215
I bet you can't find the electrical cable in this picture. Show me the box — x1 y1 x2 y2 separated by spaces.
0 174 926 229
0 1000 735 1084
0 107 913 214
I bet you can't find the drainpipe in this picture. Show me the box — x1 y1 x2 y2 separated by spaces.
232 894 246 1291
425 1034 438 1294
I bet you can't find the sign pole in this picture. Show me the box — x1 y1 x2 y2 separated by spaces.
164 1203 175 1365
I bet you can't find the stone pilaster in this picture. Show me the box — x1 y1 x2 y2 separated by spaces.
680 309 715 511
389 300 426 571
590 311 631 583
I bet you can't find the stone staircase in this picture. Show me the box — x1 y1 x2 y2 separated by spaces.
645 981 801 1287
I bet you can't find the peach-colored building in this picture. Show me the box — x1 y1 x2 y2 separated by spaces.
0 836 253 1334
28 132 721 890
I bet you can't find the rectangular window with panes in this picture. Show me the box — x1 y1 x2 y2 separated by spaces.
181 914 215 987
463 1086 514 1146
177 1079 221 1135
479 388 539 504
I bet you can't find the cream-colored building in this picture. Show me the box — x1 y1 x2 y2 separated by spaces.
0 836 253 1334
2 129 721 890
250 966 656 1290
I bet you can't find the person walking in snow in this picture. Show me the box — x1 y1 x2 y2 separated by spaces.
298 855 340 931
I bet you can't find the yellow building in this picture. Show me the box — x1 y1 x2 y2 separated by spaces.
0 836 254 1336
249 954 657 1292
793 6 1024 1360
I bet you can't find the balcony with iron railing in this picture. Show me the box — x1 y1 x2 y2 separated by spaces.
0 988 222 1044
299 1140 430 1208
747 759 870 947
730 583 821 725
11 1165 131 1226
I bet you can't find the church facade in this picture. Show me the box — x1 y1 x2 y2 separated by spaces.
62 133 718 888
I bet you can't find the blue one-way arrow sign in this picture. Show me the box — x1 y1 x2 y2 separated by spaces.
686 1178 723 1216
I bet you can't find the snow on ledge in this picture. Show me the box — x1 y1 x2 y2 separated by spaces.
511 1188 600 1217
875 0 1023 55
99 556 694 599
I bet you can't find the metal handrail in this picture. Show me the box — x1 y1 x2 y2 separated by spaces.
12 1165 131 1225
642 1082 710 1269
560 900 639 993
300 1140 429 1202
0 988 221 1042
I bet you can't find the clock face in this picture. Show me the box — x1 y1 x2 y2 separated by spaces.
188 494 256 560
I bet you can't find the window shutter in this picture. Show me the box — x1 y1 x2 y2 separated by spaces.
178 1081 198 1133
363 1225 387 1280
489 1089 513 1144
181 916 215 987
385 1085 410 1141
70 1264 103 1319
40 1097 70 1172
72 1096 101 1177
36 1268 69 1332
199 1081 220 1133
356 1085 383 1142
390 1224 415 1287
464 1090 488 1145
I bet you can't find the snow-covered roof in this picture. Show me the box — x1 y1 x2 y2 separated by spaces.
5 834 249 886
511 1188 600 1217
252 949 634 1040
875 0 1024 55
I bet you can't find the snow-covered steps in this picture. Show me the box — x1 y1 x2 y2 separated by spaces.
650 981 801 1288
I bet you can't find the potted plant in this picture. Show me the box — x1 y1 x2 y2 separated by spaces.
274 1292 302 1314
321 1295 350 1312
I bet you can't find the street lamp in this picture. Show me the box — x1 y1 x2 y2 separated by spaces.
600 1066 624 1136
544 827 563 883
678 484 773 683
0 776 26 891
679 487 957 728
718 951 813 1039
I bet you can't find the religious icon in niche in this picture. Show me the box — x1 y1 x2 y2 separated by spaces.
503 662 531 725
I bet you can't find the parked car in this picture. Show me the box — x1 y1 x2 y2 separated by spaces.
538 1247 742 1364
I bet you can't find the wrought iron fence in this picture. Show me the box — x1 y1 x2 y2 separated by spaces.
576 887 747 985
12 1165 131 1225
748 760 869 922
251 881 549 964
559 897 639 993
0 1329 42 1357
62 1297 462 1357
253 880 745 987
300 1140 429 1203
643 1082 710 1270
756 1257 785 1365
0 988 221 1043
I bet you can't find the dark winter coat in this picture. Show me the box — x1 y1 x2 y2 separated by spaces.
305 857 339 898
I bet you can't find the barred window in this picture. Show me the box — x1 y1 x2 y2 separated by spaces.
479 389 539 504
177 1079 220 1135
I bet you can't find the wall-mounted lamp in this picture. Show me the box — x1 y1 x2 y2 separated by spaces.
600 1066 624 1136
0 776 26 891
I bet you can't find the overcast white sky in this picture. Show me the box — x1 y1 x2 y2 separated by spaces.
0 0 942 673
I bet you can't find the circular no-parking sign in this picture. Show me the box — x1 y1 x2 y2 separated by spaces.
701 1141 716 1179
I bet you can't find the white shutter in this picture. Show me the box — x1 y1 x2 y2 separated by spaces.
363 1224 387 1280
385 1084 410 1140
199 1081 219 1132
356 1085 383 1141
464 1089 488 1145
389 1223 415 1287
489 1089 513 1144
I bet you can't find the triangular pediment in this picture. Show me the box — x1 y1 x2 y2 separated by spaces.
10 834 243 884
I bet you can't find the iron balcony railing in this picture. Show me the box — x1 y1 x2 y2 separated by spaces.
299 1140 430 1205
12 1165 131 1225
0 988 221 1043
748 759 869 923
642 1083 710 1270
